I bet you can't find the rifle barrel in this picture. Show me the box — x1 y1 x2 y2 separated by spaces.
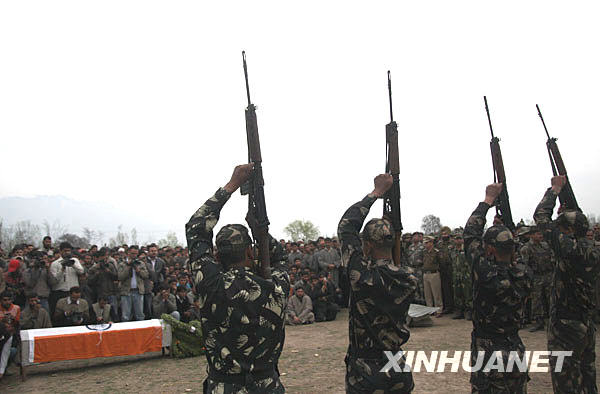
242 51 251 106
387 71 393 122
536 104 552 140
484 96 494 138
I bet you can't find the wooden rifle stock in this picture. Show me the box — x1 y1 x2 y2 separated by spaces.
242 51 271 278
536 105 580 211
383 71 403 265
484 96 515 230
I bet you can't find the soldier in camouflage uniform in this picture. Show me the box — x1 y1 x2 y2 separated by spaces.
465 183 530 393
437 226 454 314
519 227 554 332
451 231 472 320
534 176 600 393
338 174 417 393
185 164 290 394
407 232 425 304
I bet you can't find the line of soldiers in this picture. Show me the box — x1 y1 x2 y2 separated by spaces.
186 165 598 393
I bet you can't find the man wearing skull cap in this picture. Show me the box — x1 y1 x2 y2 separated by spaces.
185 164 290 394
464 183 531 393
338 173 417 393
534 175 600 393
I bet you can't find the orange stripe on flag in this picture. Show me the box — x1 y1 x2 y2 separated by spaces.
33 326 163 363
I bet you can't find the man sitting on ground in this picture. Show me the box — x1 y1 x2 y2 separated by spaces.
286 286 314 325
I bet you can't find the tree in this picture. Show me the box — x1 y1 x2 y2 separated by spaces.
130 228 138 245
42 219 68 242
421 215 442 235
283 220 320 242
108 225 129 248
158 231 180 247
58 233 91 249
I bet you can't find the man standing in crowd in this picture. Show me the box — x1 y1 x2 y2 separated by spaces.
147 244 166 293
437 226 454 315
338 174 417 393
41 236 53 257
23 251 53 313
118 246 149 322
422 236 443 316
534 176 600 393
519 226 554 332
20 294 52 329
49 242 84 316
286 286 314 325
0 291 20 380
465 183 530 393
185 164 289 393
407 232 425 304
88 249 120 322
451 232 472 320
287 242 303 266
54 286 89 327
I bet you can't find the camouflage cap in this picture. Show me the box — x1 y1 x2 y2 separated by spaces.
516 226 535 236
423 235 435 243
402 233 413 241
215 224 252 254
362 218 395 247
483 225 515 246
556 210 589 233
440 226 451 234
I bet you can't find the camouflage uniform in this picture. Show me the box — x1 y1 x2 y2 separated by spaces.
465 202 530 393
338 194 417 393
437 235 454 312
407 242 425 304
185 188 290 394
451 243 472 316
534 188 600 394
519 238 554 325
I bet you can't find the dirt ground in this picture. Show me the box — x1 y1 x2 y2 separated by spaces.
2 309 598 393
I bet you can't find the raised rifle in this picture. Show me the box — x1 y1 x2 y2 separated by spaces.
483 96 515 231
536 104 580 211
241 51 271 279
383 71 403 265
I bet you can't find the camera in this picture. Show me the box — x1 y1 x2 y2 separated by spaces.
62 259 75 267
71 311 84 324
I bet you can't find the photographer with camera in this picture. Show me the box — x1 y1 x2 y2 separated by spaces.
49 242 84 317
117 246 149 321
91 296 112 324
88 248 120 322
20 294 52 329
22 251 53 313
53 286 89 327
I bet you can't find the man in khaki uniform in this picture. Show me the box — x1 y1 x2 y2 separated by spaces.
422 236 443 316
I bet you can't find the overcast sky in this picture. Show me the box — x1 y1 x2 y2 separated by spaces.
1 1 599 242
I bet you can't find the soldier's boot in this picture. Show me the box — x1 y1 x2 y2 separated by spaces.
452 310 464 319
529 320 545 332
465 310 472 321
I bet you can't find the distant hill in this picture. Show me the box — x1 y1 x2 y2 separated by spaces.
0 195 176 244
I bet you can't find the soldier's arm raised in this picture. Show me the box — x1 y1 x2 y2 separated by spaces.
186 165 253 261
464 184 501 263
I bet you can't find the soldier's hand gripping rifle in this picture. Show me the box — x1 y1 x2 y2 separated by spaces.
383 71 403 265
483 96 515 231
536 105 580 211
241 51 271 279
